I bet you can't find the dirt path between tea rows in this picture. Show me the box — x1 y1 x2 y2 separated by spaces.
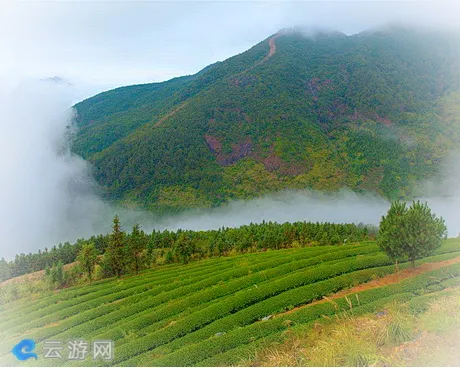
275 255 460 317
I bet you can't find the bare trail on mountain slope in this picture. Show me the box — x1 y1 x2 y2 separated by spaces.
274 255 460 318
259 35 279 65
235 34 280 78
266 36 278 58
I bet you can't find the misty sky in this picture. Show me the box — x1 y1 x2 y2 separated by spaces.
1 1 460 259
2 1 460 101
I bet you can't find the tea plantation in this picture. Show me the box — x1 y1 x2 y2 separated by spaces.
1 239 460 366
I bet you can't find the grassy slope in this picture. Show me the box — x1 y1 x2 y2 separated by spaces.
0 239 460 367
242 285 460 366
71 27 460 212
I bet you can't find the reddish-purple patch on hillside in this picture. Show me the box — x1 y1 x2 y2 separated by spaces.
204 135 252 166
279 162 306 176
374 114 392 127
230 75 257 88
223 139 252 165
351 110 364 121
261 154 283 171
204 134 222 154
308 78 334 99
258 153 305 176
252 144 306 176
331 100 348 115
351 110 392 127
205 134 306 175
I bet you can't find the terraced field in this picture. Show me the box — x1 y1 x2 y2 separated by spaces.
1 239 460 367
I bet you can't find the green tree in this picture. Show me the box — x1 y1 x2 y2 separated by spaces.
173 233 194 264
377 201 447 268
45 261 65 288
0 258 11 282
165 250 174 264
128 225 147 274
105 215 126 277
77 243 98 281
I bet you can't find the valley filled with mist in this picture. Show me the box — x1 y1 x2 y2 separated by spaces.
3 2 460 366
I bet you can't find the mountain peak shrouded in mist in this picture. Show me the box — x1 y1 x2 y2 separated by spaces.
41 76 73 85
278 26 349 39
71 26 460 215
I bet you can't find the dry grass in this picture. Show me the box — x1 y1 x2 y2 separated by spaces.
243 289 460 367
0 261 77 288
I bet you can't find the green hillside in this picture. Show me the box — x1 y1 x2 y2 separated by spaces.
1 239 460 366
72 26 460 213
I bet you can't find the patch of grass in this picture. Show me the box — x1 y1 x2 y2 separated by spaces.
244 287 460 367
420 291 460 334
376 302 415 345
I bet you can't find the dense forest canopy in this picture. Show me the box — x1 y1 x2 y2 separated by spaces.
73 26 460 213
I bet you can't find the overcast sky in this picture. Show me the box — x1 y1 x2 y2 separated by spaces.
1 1 460 259
2 1 460 101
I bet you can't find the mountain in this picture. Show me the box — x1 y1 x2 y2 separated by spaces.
72 26 460 214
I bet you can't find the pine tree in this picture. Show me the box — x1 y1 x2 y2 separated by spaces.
105 215 126 277
45 261 65 288
54 260 64 286
174 233 194 264
377 201 447 268
128 225 147 274
77 242 98 281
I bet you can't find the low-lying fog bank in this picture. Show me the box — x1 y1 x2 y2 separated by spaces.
1 80 459 260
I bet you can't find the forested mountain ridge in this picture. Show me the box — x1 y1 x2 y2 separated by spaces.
73 26 460 213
